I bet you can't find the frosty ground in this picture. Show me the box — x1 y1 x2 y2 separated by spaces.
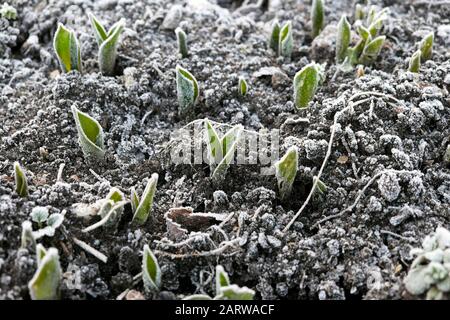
0 0 449 300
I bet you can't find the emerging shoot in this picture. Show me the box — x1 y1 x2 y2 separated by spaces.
53 23 81 73
274 146 298 200
176 65 199 116
142 244 161 292
131 173 159 226
71 105 105 160
336 15 351 63
175 27 188 58
28 248 61 300
419 32 434 61
311 0 324 39
268 20 280 52
89 13 125 76
238 77 248 96
293 63 322 109
278 21 293 58
14 162 29 197
21 221 35 249
408 50 421 73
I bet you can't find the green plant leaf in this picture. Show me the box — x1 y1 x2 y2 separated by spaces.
217 284 255 300
28 248 61 300
360 35 386 65
1 2 17 20
278 21 293 58
21 220 35 249
215 265 231 296
83 200 127 232
132 173 158 225
274 146 298 199
175 27 188 58
88 13 108 45
293 63 320 109
71 105 105 160
419 32 434 61
313 176 327 194
142 244 161 292
212 125 243 184
357 25 370 42
176 65 199 115
130 187 140 214
14 161 29 197
204 119 223 166
36 244 47 267
354 4 364 21
238 77 248 96
408 49 421 73
30 206 49 225
98 19 125 76
336 15 351 63
269 20 280 53
47 213 64 229
311 0 324 38
53 23 81 73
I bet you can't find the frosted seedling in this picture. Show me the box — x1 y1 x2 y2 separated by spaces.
336 15 351 63
175 27 188 58
0 2 17 20
313 176 327 194
268 20 280 52
31 207 65 240
204 119 243 185
354 4 364 21
14 161 29 197
21 220 35 249
142 244 161 293
36 244 47 266
28 248 62 300
215 265 230 296
71 105 105 160
408 50 421 73
30 206 49 228
131 173 159 226
53 23 81 73
419 32 434 61
358 35 386 65
176 65 199 116
238 77 248 96
311 0 324 39
274 146 298 200
89 13 125 75
293 63 323 109
278 21 293 58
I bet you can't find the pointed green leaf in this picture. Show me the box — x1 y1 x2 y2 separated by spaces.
47 213 64 229
217 285 255 300
28 248 61 300
311 0 324 38
175 27 188 58
278 21 293 58
215 265 231 296
142 244 161 292
98 19 125 75
130 187 140 214
336 15 351 63
293 63 320 109
106 187 124 204
360 35 385 65
419 32 434 61
269 20 280 53
238 77 248 96
14 161 29 197
53 23 81 73
176 65 199 115
212 125 242 184
36 244 47 267
274 146 298 199
71 105 105 160
88 13 108 46
354 4 364 21
132 173 158 225
204 119 223 166
357 25 370 42
408 49 421 73
313 176 327 194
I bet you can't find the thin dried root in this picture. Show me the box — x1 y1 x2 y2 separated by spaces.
155 238 242 259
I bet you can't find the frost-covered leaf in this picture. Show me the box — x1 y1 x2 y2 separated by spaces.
404 265 429 295
215 265 230 296
98 19 125 75
30 207 49 225
444 145 450 164
53 23 81 73
205 119 223 166
419 32 434 61
33 226 55 239
132 173 159 225
21 220 35 249
354 4 364 21
278 21 293 58
357 25 370 42
47 213 64 229
359 35 385 65
71 105 105 160
83 200 127 232
130 187 140 214
311 0 324 38
274 146 298 199
88 13 108 46
14 162 29 197
176 65 199 115
435 227 450 249
408 49 421 73
175 27 188 58
1 2 17 20
36 244 47 267
293 63 320 109
336 15 351 63
313 176 327 194
238 77 248 96
268 20 280 52
142 244 161 292
217 284 255 300
28 248 61 300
